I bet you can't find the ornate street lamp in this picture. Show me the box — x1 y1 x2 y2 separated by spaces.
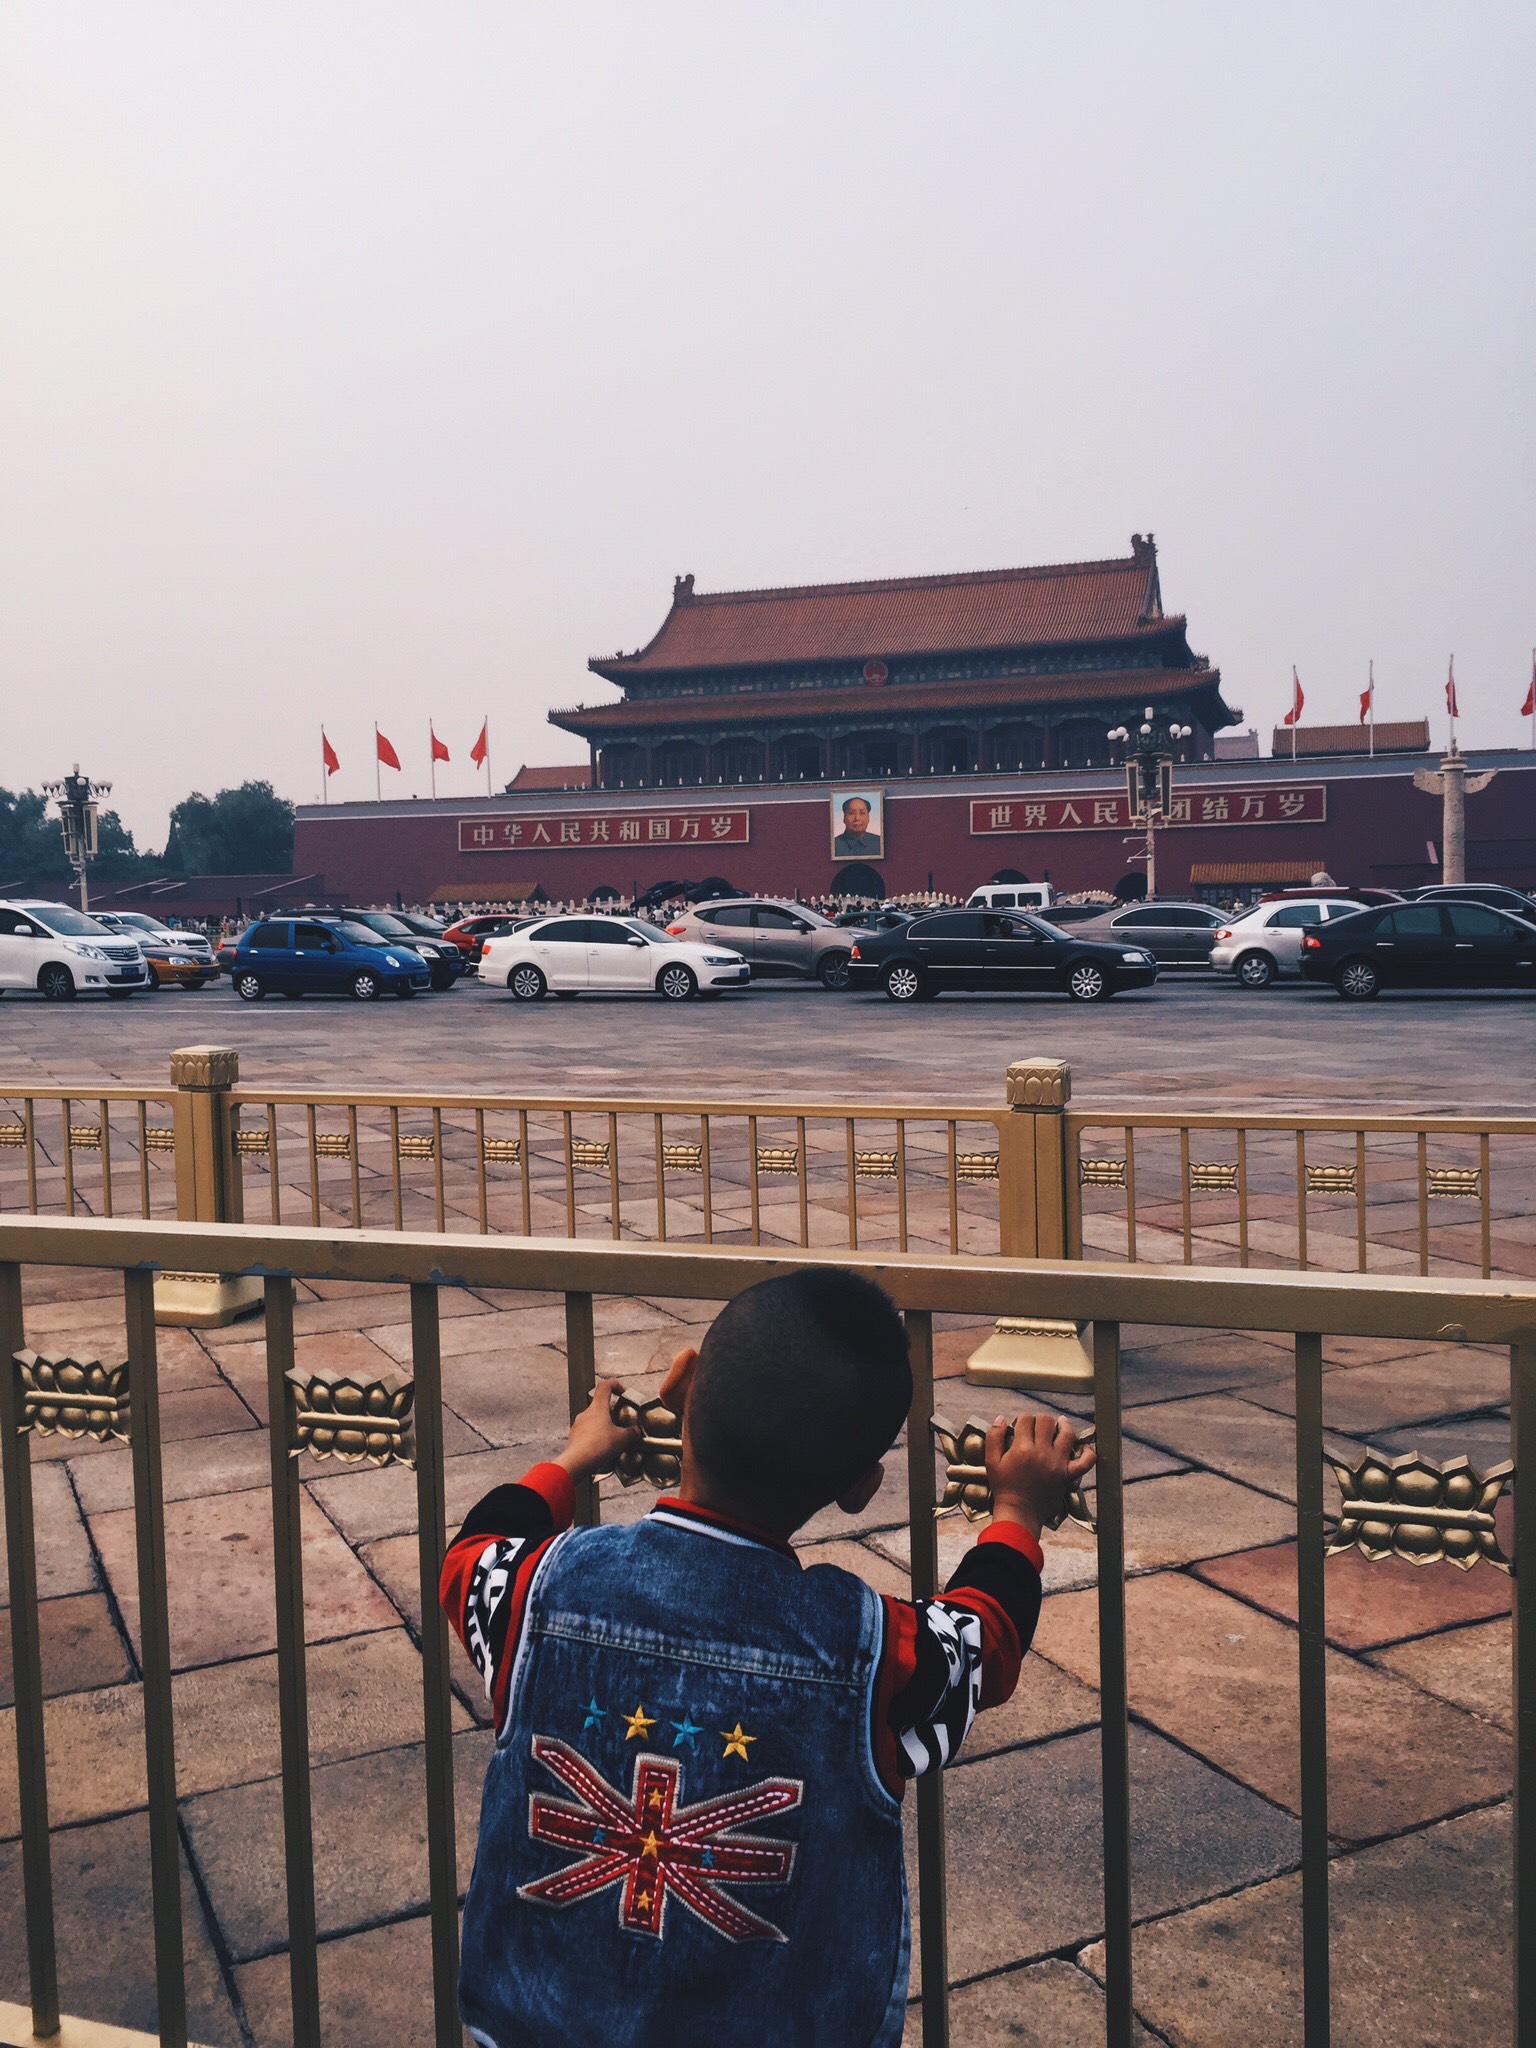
41 765 112 913
1107 709 1192 900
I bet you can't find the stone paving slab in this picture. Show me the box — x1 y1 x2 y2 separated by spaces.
234 1911 444 2048
1124 1393 1359 1503
306 1447 515 1547
184 1728 493 1961
1083 1801 1511 2047
1195 1538 1511 1649
89 1486 401 1668
0 1628 470 1834
0 1590 130 1706
359 1532 493 1716
907 1724 1300 1990
1370 1616 1512 1729
904 1959 1155 2046
0 1810 241 2045
1033 1574 1511 1841
0 1460 97 1607
70 1428 274 1514
1242 1345 1510 1430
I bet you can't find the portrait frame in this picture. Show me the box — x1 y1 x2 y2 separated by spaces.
829 788 885 862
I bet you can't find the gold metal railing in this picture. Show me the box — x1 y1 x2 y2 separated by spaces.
1 1211 1533 2048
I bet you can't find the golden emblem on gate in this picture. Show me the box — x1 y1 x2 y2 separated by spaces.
1325 1447 1513 1572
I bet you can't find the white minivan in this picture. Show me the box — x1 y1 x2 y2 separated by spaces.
0 900 148 999
965 883 1054 911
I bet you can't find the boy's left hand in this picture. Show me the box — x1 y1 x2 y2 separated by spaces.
554 1380 639 1482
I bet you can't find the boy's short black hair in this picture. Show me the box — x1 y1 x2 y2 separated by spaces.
687 1269 912 1516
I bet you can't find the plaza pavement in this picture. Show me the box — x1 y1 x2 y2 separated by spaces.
0 981 1525 2043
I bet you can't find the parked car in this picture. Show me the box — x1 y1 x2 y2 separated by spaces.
1300 900 1536 998
1407 883 1536 919
665 898 864 990
846 909 1158 1002
481 914 750 1001
1064 900 1227 966
1209 896 1368 988
273 907 463 990
833 907 912 931
392 910 471 975
94 912 216 989
965 883 1054 910
0 901 147 999
229 919 431 1000
442 912 540 962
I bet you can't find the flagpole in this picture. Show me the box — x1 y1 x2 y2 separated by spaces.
1448 656 1457 756
375 724 381 802
322 729 329 803
430 724 437 800
1368 662 1374 756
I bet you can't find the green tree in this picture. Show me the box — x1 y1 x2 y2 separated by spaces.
0 788 145 888
163 782 294 874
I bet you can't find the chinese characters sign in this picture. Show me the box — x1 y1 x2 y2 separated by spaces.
459 809 751 854
970 785 1326 836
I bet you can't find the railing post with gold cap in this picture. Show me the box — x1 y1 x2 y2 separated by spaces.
968 1059 1094 1393
154 1047 263 1328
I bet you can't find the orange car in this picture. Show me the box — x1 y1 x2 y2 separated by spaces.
94 913 217 989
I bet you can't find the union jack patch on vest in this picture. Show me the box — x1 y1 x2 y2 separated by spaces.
519 1733 803 1942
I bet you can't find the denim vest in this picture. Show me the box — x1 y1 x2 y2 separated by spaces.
460 1512 908 2048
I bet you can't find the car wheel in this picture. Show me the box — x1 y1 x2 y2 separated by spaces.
1336 959 1380 1001
1235 950 1276 989
234 971 265 1002
38 964 76 1002
509 964 547 1001
351 971 381 1001
883 963 923 1002
657 963 697 1001
1068 962 1109 1002
818 951 852 992
145 964 162 990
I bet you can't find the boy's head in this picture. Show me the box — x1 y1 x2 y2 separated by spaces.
669 1269 912 1530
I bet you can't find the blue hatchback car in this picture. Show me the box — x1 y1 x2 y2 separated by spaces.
230 918 431 1001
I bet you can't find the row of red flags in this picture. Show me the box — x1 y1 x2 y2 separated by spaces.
1281 654 1536 728
320 723 489 775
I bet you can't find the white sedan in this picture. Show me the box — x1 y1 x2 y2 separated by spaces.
479 914 751 1001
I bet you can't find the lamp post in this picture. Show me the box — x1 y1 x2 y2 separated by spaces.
41 765 111 913
1107 710 1192 901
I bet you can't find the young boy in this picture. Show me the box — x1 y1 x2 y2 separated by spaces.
441 1268 1092 2048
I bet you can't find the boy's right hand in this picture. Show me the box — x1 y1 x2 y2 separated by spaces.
554 1380 639 1482
985 1412 1096 1539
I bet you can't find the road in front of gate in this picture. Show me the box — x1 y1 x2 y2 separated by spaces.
0 972 1531 1112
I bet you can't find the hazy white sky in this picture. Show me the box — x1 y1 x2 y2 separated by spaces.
3 3 1532 843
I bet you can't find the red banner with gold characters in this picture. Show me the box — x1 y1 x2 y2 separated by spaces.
459 808 751 854
970 784 1326 836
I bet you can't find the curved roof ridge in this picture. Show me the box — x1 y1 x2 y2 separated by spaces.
681 552 1149 607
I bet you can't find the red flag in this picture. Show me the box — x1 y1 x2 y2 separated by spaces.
1521 655 1534 720
470 721 489 767
430 727 450 763
1282 668 1305 726
1358 682 1373 724
376 728 401 771
1445 659 1459 721
321 729 340 776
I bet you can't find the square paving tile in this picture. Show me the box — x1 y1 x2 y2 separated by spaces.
904 1959 1155 2046
360 1532 491 1717
89 1486 400 1668
1243 1346 1510 1431
1124 1393 1357 1502
0 1809 241 2043
0 1589 130 1705
0 1459 98 1607
306 1446 515 1547
1195 1538 1511 1649
1370 1616 1511 1729
907 1724 1300 1990
235 1911 443 2048
70 1426 274 1514
433 1349 579 1449
1033 1573 1510 1841
1083 1802 1511 2047
184 1728 492 1959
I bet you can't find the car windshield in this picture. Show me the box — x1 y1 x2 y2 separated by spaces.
1014 915 1059 938
355 912 416 938
336 920 392 947
396 915 445 935
27 906 114 938
117 914 173 935
622 919 676 943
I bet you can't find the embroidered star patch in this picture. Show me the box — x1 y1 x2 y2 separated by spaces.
582 1698 606 1732
720 1722 755 1762
520 1735 802 1942
623 1703 657 1741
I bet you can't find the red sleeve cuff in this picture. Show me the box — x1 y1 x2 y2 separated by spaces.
978 1520 1044 1573
518 1461 576 1529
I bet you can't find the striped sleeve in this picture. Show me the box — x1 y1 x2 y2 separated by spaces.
439 1463 575 1728
874 1521 1043 1792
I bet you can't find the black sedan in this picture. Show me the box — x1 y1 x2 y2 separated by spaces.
1301 900 1536 998
847 909 1159 1001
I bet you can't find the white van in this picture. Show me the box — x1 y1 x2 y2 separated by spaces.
0 900 148 999
965 883 1055 911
